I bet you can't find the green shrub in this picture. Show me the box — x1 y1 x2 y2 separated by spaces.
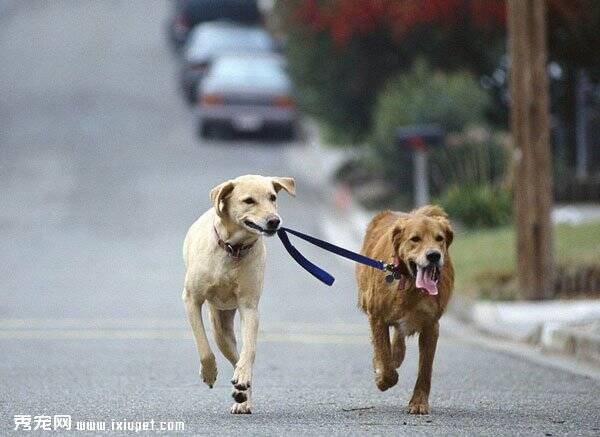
371 60 491 149
283 25 402 144
275 2 504 144
367 61 492 191
438 184 512 229
429 140 510 196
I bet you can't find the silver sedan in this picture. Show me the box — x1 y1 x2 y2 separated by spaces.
196 54 298 140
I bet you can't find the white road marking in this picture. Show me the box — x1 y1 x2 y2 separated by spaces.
2 317 598 380
0 318 367 333
0 318 369 343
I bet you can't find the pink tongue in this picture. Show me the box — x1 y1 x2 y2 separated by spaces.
416 266 438 295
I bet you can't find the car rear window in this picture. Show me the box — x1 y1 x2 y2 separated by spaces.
187 25 273 59
184 0 261 26
210 57 289 88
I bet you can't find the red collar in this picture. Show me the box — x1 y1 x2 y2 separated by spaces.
390 255 408 291
214 226 256 260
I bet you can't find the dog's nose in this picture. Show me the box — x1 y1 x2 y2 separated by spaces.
266 216 281 230
426 250 441 264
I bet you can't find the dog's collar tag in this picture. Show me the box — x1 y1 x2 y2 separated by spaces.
384 256 407 291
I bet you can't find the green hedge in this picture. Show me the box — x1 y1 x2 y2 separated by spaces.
366 61 492 195
371 60 490 150
438 184 512 229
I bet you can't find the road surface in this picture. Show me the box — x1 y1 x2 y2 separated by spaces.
1 1 599 435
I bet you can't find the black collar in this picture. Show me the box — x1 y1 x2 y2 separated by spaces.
214 226 256 260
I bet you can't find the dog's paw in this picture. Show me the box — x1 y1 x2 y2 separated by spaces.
374 368 398 391
407 402 430 415
408 393 430 414
231 365 251 391
200 355 217 388
230 402 252 414
231 387 248 404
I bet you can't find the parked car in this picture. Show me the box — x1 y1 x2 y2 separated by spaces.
166 0 262 51
196 54 298 139
180 22 275 104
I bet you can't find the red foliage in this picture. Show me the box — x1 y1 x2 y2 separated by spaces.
292 0 507 46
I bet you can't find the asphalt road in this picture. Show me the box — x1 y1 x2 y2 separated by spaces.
1 1 599 435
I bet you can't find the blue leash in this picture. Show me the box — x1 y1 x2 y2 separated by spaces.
276 226 392 286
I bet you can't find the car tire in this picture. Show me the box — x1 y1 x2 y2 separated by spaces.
185 87 197 106
198 121 212 140
199 121 230 140
277 124 296 141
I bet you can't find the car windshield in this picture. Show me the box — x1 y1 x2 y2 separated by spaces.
208 57 290 89
186 25 273 61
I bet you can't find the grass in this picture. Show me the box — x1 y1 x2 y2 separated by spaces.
451 222 600 297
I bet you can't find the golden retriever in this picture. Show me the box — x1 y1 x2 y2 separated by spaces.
182 174 295 414
356 205 454 414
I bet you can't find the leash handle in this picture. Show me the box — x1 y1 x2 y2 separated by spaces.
279 227 386 271
277 229 335 286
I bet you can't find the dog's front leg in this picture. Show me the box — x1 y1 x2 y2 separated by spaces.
182 289 217 388
369 316 398 391
408 321 439 414
230 304 258 414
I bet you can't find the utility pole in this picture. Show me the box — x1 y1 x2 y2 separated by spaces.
507 0 554 300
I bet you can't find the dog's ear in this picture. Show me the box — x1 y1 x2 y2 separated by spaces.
434 215 454 248
413 204 448 219
271 177 296 197
391 217 409 252
441 217 454 247
210 180 235 218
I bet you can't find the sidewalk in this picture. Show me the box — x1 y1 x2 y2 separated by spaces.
285 122 600 367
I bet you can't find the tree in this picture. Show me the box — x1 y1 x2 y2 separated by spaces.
277 1 598 144
276 0 506 143
508 0 554 299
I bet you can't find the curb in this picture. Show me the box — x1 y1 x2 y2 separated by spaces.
541 322 600 365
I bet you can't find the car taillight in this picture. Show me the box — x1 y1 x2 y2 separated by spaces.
200 94 224 106
273 96 295 108
175 14 188 29
190 62 209 71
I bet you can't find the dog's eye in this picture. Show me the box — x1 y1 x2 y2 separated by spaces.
269 194 276 202
436 235 444 242
410 236 421 243
243 198 256 205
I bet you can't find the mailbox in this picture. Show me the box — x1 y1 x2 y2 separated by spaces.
395 125 445 207
395 125 445 150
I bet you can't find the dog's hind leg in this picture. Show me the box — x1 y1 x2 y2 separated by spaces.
209 306 239 367
391 325 406 369
182 288 217 388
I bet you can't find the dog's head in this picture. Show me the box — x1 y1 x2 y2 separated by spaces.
210 175 295 236
391 205 453 295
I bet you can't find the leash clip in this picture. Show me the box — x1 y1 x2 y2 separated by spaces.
382 261 402 283
383 262 397 272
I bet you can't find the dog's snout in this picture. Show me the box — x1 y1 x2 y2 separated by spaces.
266 215 281 230
426 250 441 264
